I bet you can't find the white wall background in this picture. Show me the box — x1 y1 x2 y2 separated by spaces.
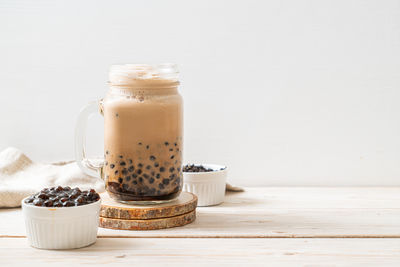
1 0 400 186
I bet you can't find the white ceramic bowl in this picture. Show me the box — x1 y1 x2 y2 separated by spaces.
22 197 101 249
182 164 227 207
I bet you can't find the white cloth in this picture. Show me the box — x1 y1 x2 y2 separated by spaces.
0 147 104 208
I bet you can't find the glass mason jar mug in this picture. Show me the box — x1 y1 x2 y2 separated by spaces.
75 64 183 204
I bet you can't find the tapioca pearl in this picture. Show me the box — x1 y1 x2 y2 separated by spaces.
146 165 151 170
158 183 165 189
106 150 109 155
149 178 155 184
151 171 155 176
122 168 128 175
170 155 175 159
146 145 150 149
156 173 161 179
169 148 173 152
143 173 149 179
137 169 142 175
150 155 156 161
122 184 129 191
138 142 142 145
128 166 134 172
138 163 143 168
169 174 176 179
159 167 165 172
164 142 169 146
119 155 123 159
128 159 133 164
126 176 131 181
156 190 162 195
154 162 159 167
169 167 175 173
162 178 170 185
138 177 143 183
115 170 119 175
132 180 138 185
110 164 115 169
120 161 126 166
177 167 181 172
118 178 123 183
132 173 138 178
105 161 108 166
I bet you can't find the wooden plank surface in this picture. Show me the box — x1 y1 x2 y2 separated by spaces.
1 238 400 266
1 187 399 238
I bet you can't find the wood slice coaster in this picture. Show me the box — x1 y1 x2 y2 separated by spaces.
99 209 196 230
99 191 197 230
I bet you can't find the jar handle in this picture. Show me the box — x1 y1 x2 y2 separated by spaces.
74 100 104 178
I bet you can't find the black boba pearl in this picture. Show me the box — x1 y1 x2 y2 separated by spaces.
156 190 162 195
118 178 123 183
106 150 109 155
122 168 128 175
132 180 137 185
175 178 181 184
146 145 149 149
177 167 181 172
170 174 176 179
132 173 137 178
128 166 134 172
151 171 155 176
169 148 173 152
122 184 129 191
115 170 119 175
33 199 43 206
138 163 143 168
158 183 165 189
150 155 156 161
143 173 149 179
156 173 161 179
146 165 151 170
138 142 142 145
160 167 165 172
137 169 142 175
162 178 170 185
38 193 49 200
119 155 123 159
138 177 143 182
110 164 115 169
126 176 131 181
164 142 169 146
120 161 126 166
174 143 177 146
149 178 155 184
128 159 133 164
170 155 175 159
169 167 175 172
154 162 159 167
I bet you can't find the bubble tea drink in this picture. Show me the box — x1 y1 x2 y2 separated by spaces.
75 64 183 204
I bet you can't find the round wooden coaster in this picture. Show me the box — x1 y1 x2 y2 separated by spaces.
100 191 197 220
99 209 196 230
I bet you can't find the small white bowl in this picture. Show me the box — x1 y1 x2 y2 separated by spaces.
22 198 101 250
182 164 227 207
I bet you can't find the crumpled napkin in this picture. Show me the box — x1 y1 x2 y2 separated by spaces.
0 147 104 208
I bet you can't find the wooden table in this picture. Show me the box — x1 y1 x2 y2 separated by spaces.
1 187 400 266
